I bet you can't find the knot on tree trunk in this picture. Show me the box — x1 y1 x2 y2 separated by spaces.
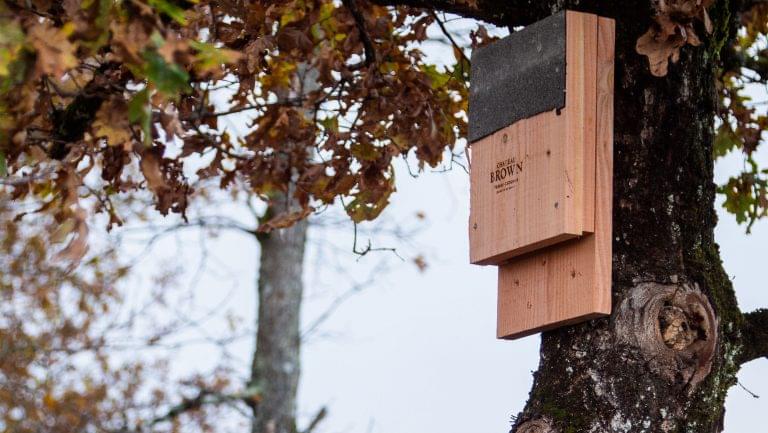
614 282 717 391
516 418 556 433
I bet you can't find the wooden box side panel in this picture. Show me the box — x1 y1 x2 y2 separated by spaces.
566 11 599 234
496 16 614 340
593 16 615 313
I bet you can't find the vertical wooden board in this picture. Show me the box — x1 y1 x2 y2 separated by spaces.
563 11 590 235
593 16 615 313
496 15 614 340
570 11 598 234
497 236 607 339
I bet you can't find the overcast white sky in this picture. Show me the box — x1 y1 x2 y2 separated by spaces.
112 16 768 433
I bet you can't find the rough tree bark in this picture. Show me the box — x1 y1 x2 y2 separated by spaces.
376 0 765 432
250 204 307 433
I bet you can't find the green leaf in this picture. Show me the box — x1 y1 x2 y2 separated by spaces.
319 116 338 133
344 170 395 222
351 141 379 161
189 41 240 72
419 64 450 89
713 124 741 158
280 9 304 27
128 89 152 147
141 50 190 96
319 2 335 22
0 150 7 177
451 55 471 83
147 0 188 25
346 192 390 222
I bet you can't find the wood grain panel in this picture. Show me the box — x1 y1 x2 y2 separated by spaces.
469 110 579 265
574 12 598 234
468 11 598 265
495 16 614 340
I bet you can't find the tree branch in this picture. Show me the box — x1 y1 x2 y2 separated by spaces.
739 0 768 13
343 0 377 67
739 308 768 364
0 168 56 186
429 10 471 67
301 407 328 433
371 0 610 26
149 386 261 427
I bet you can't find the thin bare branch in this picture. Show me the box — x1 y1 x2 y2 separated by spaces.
301 407 328 433
302 260 391 339
149 386 260 428
429 10 471 67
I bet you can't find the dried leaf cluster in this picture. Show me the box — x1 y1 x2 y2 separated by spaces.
715 4 768 231
0 197 137 432
0 0 473 239
0 193 252 432
636 0 714 76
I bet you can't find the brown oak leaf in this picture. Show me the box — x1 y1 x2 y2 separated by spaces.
636 0 714 77
93 98 133 149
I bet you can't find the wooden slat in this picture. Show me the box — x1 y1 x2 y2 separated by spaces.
593 16 615 314
564 11 591 234
574 11 598 233
496 15 614 340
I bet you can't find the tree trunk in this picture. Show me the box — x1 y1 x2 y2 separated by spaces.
500 2 745 433
380 0 758 432
512 4 743 432
249 63 319 433
250 199 308 433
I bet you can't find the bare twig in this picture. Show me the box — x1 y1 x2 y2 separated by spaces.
0 168 56 186
302 260 391 339
352 221 404 261
149 386 260 427
302 407 328 433
738 380 761 399
429 10 471 67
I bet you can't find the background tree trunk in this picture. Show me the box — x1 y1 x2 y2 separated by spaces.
249 63 319 433
250 196 308 433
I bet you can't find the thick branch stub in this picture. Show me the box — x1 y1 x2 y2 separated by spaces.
739 308 768 364
516 418 557 433
615 282 718 391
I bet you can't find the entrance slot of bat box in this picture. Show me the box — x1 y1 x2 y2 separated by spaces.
468 11 598 266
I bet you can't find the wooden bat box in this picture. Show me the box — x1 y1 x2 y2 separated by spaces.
467 11 615 339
